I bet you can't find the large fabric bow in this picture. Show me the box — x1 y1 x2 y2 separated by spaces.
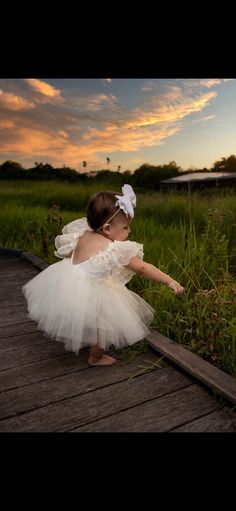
115 184 136 218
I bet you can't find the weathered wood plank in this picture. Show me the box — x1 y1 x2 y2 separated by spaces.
0 351 166 420
171 406 236 432
0 271 38 282
0 330 52 352
0 349 90 392
0 277 36 289
0 365 194 432
0 263 38 272
0 290 28 300
0 248 23 256
0 249 48 271
21 252 48 271
0 320 38 338
0 307 33 327
0 291 27 300
73 384 221 432
147 329 236 405
0 297 30 307
0 303 27 313
0 259 32 270
0 339 68 371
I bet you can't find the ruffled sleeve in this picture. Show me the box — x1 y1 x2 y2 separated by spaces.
111 240 143 266
54 217 93 258
109 240 144 284
84 240 143 284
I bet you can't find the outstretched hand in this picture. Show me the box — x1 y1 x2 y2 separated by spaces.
168 279 185 296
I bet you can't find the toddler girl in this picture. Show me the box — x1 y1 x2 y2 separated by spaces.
22 184 184 366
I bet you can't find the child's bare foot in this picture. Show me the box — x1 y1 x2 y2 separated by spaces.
88 354 116 366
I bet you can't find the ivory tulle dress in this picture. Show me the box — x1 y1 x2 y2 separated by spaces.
22 218 155 354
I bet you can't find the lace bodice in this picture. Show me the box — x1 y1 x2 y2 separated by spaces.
54 217 144 285
77 239 143 284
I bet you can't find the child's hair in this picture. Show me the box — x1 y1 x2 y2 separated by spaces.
87 190 123 231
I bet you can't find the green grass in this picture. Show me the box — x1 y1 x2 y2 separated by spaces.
1 179 236 377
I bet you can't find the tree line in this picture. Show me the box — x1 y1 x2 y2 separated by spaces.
0 155 236 190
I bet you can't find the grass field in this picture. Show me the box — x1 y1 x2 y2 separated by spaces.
1 179 236 377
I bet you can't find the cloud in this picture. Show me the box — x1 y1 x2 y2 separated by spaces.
0 89 35 111
199 79 222 88
141 81 158 91
0 79 221 171
25 79 61 98
73 93 117 112
122 91 217 129
0 119 15 129
189 115 216 125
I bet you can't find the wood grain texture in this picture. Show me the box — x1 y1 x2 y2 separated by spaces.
147 330 236 405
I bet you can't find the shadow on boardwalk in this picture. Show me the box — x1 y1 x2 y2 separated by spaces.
0 248 235 432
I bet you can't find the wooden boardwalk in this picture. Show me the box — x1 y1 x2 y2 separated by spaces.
0 249 236 432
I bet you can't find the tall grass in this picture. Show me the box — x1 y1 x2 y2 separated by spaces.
1 180 236 376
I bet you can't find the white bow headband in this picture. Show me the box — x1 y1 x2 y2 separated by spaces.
96 184 136 231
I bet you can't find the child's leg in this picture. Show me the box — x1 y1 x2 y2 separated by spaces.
88 344 116 366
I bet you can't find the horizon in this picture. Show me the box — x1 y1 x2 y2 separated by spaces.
0 78 236 172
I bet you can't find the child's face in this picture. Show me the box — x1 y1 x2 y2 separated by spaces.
103 213 131 241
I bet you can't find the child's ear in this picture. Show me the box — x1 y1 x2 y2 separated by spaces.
103 223 111 234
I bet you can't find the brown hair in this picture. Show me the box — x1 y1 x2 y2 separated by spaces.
86 190 122 231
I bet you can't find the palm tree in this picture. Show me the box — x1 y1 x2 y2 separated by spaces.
82 161 87 169
117 165 121 173
106 157 110 165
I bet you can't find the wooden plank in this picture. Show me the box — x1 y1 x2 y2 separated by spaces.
0 303 27 313
171 406 236 432
0 339 67 371
0 249 48 271
73 385 221 432
0 269 38 279
0 247 23 256
0 297 30 307
147 329 236 405
0 293 28 302
21 252 48 271
0 267 33 277
0 307 33 327
0 320 38 338
0 351 166 420
0 259 31 269
0 330 55 352
0 350 89 392
0 365 194 432
0 295 25 302
0 274 37 286
0 288 30 300
0 283 35 296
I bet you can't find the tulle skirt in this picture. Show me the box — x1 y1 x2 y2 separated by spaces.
22 258 155 354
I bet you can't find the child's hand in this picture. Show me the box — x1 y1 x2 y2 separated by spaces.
167 279 185 296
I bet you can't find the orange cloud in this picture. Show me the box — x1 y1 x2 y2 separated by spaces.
199 79 221 88
0 89 35 111
124 92 217 129
25 79 61 98
0 119 15 129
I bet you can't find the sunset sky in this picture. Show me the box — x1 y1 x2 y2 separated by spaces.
0 78 235 173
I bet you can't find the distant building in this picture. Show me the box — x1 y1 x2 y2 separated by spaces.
160 171 236 191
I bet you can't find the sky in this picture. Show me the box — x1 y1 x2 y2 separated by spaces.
0 78 235 173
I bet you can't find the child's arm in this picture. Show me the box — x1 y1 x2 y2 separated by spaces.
125 257 185 296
